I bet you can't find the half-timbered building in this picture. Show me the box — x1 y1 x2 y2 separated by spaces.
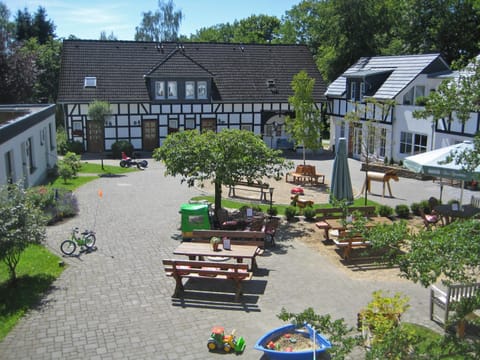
326 54 478 162
57 40 326 153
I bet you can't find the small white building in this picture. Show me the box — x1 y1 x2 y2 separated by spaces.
326 54 478 162
0 104 57 187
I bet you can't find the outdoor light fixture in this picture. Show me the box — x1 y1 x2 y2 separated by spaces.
269 187 274 217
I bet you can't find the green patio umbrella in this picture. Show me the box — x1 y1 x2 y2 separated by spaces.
330 138 354 203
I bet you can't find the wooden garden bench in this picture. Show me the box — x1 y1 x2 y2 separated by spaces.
228 181 270 202
315 206 377 240
430 282 480 327
162 259 252 302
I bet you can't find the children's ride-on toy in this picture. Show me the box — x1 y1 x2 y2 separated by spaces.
207 326 246 354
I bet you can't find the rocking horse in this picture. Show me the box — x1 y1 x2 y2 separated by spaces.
360 170 399 198
290 193 314 209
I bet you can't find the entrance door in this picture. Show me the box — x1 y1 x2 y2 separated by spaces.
201 118 216 132
142 119 158 151
86 121 104 153
352 124 363 159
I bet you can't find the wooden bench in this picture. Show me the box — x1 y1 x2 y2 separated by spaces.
332 230 370 261
163 259 252 302
315 206 377 240
191 229 266 253
228 181 270 202
430 282 480 327
285 165 325 185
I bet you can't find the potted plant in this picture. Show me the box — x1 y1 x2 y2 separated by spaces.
210 236 221 251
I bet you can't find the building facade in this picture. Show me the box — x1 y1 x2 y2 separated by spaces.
326 54 478 162
57 40 326 153
0 104 57 187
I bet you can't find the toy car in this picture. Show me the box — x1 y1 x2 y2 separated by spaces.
207 326 246 353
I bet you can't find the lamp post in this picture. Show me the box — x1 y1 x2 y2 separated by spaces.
269 187 274 218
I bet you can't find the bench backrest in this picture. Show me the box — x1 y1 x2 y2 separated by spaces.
447 283 480 302
315 206 377 219
191 229 265 248
163 259 250 278
234 181 269 189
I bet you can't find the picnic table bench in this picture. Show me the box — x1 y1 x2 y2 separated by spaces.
191 229 266 251
332 230 371 261
285 165 325 185
162 259 252 302
315 206 377 240
228 181 270 202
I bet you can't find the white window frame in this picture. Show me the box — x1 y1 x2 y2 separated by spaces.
350 82 356 101
84 77 97 88
155 81 165 99
197 81 207 99
185 81 195 99
167 81 177 99
399 131 428 155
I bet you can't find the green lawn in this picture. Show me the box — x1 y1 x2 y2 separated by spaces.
0 244 64 340
190 195 379 215
48 162 135 191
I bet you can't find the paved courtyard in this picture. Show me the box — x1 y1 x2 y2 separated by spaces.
1 152 475 359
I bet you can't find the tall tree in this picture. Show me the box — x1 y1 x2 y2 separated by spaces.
232 15 281 44
285 70 322 165
100 31 117 41
189 23 235 43
153 129 292 221
14 8 32 42
0 182 46 285
31 6 55 44
135 0 183 42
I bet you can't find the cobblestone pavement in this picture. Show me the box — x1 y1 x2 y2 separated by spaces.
0 153 461 360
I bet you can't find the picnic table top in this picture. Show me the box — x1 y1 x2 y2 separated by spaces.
173 241 258 259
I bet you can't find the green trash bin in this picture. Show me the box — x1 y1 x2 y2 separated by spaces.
180 203 211 240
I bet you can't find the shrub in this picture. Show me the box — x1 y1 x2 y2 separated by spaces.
27 187 79 224
56 126 68 155
384 156 389 165
419 199 431 213
395 204 410 219
389 157 395 166
267 207 278 217
63 152 81 176
377 205 393 217
303 207 316 221
58 162 74 183
64 141 84 154
285 206 297 221
111 140 134 159
410 202 421 216
398 160 403 167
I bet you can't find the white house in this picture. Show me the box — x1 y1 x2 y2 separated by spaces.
0 104 57 187
326 54 478 162
57 40 326 153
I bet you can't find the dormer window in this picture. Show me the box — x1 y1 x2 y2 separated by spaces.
84 77 97 88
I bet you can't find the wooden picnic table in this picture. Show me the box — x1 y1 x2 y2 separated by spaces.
173 242 259 271
434 204 480 225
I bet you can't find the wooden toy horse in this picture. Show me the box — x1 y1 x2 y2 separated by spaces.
360 170 399 198
290 194 314 208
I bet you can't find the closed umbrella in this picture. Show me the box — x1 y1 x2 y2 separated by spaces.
330 138 354 203
403 140 479 203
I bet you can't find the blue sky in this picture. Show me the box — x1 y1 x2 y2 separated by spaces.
4 0 300 40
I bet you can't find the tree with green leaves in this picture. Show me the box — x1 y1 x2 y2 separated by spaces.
414 57 480 174
153 129 292 221
285 70 323 166
232 15 281 44
135 0 183 42
0 182 46 285
88 100 111 167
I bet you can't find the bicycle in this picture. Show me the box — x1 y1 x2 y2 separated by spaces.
60 227 96 256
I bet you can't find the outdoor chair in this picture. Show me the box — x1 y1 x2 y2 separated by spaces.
248 217 265 231
471 195 480 208
264 217 280 247
419 208 440 230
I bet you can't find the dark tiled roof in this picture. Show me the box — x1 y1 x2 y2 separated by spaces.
58 40 326 103
326 53 450 99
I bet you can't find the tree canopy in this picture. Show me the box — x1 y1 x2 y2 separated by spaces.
135 0 183 42
153 129 292 219
285 70 323 165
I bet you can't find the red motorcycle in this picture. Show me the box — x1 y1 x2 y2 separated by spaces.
119 152 148 170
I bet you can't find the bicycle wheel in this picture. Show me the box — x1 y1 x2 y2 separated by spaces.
60 240 76 255
84 233 96 249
